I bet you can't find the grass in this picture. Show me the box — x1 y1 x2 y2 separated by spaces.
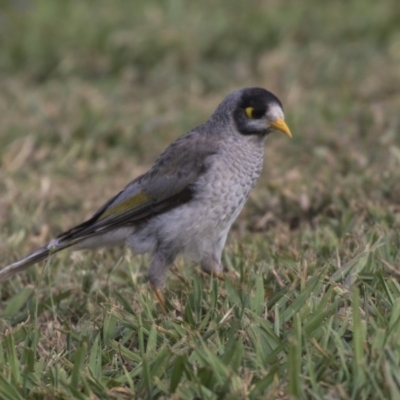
0 0 400 398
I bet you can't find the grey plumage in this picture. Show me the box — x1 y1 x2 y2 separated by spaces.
1 87 291 311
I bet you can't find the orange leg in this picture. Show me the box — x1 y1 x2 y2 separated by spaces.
150 283 167 314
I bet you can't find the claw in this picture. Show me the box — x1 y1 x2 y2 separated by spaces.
150 283 167 314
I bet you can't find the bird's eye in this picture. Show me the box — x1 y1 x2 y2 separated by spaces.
245 107 265 119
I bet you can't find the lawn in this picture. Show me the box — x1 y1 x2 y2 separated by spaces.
1 0 400 398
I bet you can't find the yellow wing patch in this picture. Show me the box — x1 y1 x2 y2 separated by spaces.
99 192 149 220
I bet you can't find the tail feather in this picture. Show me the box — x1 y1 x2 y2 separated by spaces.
0 240 71 283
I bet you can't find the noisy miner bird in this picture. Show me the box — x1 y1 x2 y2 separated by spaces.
0 87 291 312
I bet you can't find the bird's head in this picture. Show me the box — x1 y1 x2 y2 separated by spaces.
230 87 292 138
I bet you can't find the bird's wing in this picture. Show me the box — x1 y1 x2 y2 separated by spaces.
0 131 218 282
57 131 218 244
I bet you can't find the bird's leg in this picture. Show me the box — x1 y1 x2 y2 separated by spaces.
200 254 224 281
148 247 176 313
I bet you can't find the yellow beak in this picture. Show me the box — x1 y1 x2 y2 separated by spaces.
268 118 292 138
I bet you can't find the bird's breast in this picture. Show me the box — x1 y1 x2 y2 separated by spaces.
195 136 264 226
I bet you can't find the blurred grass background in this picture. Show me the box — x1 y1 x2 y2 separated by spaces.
0 0 400 398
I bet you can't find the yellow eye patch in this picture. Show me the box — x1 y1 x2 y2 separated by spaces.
245 107 254 118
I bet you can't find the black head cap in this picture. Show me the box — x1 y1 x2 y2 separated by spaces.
238 87 283 112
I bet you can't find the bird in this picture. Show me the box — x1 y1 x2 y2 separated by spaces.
0 87 291 312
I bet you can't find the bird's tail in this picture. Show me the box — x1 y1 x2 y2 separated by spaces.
0 240 72 283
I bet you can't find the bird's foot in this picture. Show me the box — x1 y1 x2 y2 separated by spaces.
200 269 225 281
213 271 225 281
